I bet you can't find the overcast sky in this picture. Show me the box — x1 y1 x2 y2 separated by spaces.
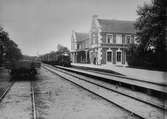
0 0 151 56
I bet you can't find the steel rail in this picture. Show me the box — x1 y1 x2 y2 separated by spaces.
47 65 167 110
43 66 146 119
54 65 167 95
71 65 167 86
31 81 37 119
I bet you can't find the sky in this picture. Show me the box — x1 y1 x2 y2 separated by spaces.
0 0 151 56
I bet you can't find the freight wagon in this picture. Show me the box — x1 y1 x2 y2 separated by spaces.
10 60 41 77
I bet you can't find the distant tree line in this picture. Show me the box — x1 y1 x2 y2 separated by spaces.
126 0 167 71
0 26 22 66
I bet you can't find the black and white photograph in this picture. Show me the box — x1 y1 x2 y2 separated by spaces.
0 0 166 119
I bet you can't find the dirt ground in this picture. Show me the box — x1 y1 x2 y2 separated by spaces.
0 81 32 119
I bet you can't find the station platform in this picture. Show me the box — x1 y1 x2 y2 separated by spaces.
71 63 167 86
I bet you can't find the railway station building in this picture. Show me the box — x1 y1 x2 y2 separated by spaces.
71 15 136 65
71 31 90 63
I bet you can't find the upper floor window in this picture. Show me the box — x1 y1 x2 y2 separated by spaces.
126 35 131 44
106 34 113 43
116 34 122 44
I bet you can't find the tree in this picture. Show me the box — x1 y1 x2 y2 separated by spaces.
5 40 22 62
0 26 8 64
0 26 22 65
127 0 167 70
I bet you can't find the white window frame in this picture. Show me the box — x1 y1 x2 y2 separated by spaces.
116 34 122 44
116 49 122 64
126 35 131 44
106 49 113 63
106 34 113 44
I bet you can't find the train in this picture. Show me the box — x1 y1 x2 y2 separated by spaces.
40 51 71 67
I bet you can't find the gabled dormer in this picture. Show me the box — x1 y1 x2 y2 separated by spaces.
71 30 77 51
71 31 89 51
90 15 102 48
97 19 136 45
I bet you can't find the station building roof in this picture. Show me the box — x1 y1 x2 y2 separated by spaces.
75 32 89 42
97 19 136 34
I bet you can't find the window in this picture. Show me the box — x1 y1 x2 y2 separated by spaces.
107 51 112 62
117 51 121 62
106 34 113 43
126 35 131 44
92 33 96 44
116 34 122 44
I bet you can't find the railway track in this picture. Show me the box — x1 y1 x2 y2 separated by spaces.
50 65 167 110
55 66 167 109
0 79 37 119
72 66 167 86
55 65 167 98
0 82 14 102
31 80 37 119
53 65 167 107
43 64 167 119
0 79 35 119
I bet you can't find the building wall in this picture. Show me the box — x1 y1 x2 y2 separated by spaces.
71 37 75 51
89 16 100 64
101 47 127 65
90 29 99 48
113 49 117 64
72 16 136 65
101 32 135 44
71 30 90 63
99 31 136 65
89 49 97 64
71 32 77 51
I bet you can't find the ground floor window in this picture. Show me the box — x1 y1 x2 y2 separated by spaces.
107 51 112 62
117 51 121 62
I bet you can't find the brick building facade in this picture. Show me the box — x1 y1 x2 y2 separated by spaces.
71 15 136 65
